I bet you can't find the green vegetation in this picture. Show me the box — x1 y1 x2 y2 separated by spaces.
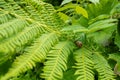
0 0 120 80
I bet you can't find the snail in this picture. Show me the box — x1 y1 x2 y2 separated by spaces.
75 41 82 48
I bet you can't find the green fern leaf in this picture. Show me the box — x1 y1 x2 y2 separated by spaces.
0 0 29 17
92 52 115 80
41 41 74 80
0 0 12 11
0 11 13 24
0 32 58 80
23 0 64 28
0 19 29 40
73 48 94 80
0 22 46 63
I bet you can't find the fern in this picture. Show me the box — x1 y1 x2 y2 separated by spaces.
0 19 29 40
0 12 14 24
92 52 115 80
73 48 94 80
0 22 46 64
21 0 63 28
0 0 119 80
41 41 74 80
1 33 58 80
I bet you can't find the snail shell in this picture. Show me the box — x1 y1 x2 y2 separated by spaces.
75 41 82 48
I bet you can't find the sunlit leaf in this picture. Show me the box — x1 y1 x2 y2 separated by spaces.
58 12 69 22
75 6 88 18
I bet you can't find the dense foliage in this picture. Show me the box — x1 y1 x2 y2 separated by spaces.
0 0 120 80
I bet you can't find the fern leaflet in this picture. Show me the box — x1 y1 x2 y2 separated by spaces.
41 41 74 80
92 52 115 80
73 48 94 80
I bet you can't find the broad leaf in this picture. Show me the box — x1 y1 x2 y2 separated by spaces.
75 6 88 18
58 12 69 22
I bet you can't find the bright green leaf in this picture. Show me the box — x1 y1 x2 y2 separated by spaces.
58 12 69 22
75 6 88 18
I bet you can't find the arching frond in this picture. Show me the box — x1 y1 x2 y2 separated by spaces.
73 48 94 80
0 19 29 40
41 41 74 80
0 33 58 80
92 52 115 80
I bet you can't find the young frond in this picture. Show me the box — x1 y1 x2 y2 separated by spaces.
92 52 115 80
73 48 94 80
41 41 74 80
0 32 58 80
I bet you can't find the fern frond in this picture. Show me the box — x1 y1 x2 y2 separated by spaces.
73 48 94 80
1 0 29 17
0 32 58 80
0 22 46 63
41 41 74 80
92 52 115 80
23 0 64 28
0 11 14 24
0 0 12 11
1 0 64 28
0 19 29 40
